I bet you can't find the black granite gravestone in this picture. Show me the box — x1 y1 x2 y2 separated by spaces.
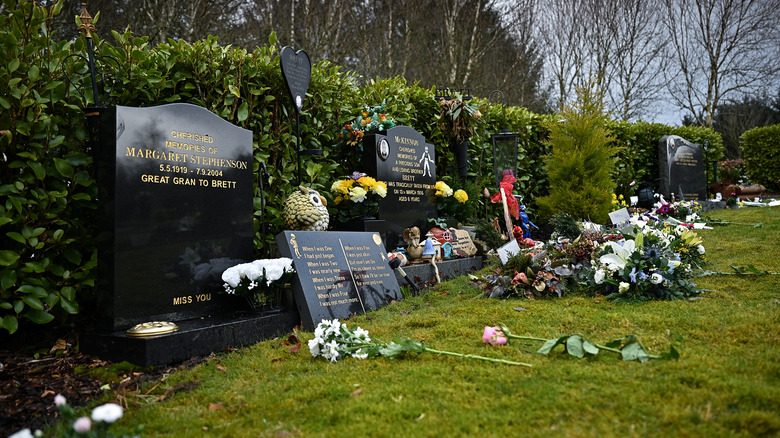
658 135 707 200
92 103 254 331
363 126 437 249
80 104 300 366
276 230 402 330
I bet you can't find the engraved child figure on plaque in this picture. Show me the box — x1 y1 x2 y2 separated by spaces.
419 145 434 177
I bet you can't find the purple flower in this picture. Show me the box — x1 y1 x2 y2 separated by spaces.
638 271 649 282
350 171 367 180
629 267 638 283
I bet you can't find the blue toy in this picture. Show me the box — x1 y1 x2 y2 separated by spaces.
518 205 538 239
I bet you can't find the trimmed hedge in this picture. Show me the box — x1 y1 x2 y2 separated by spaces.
0 0 723 335
741 124 780 191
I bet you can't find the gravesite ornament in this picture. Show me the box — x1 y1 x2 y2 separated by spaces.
279 47 311 111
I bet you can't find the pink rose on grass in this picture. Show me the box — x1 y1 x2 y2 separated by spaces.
482 326 508 345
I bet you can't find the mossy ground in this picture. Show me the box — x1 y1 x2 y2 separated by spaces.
104 207 779 437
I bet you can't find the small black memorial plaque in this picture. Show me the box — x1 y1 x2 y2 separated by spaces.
363 126 437 249
658 135 706 200
276 231 402 330
93 103 254 331
279 47 311 111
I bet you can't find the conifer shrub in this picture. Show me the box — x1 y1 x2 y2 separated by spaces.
535 88 617 224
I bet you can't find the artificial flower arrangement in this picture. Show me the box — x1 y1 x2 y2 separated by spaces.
437 93 482 142
330 172 388 223
718 159 745 185
336 103 396 150
221 258 295 310
431 180 469 222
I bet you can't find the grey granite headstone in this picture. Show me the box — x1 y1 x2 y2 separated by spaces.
658 135 706 200
276 230 402 330
363 126 437 249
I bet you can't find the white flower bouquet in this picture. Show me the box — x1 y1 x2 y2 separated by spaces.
221 258 295 310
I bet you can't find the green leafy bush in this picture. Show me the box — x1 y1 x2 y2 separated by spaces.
741 124 780 191
0 0 96 334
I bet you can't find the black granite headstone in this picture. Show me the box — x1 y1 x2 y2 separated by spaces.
276 230 402 330
93 104 254 331
658 135 707 200
363 126 437 249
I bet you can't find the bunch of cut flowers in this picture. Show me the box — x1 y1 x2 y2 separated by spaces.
221 258 295 310
330 172 388 222
308 319 531 366
655 200 702 222
587 217 704 301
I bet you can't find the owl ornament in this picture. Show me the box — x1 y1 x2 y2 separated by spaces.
283 186 330 231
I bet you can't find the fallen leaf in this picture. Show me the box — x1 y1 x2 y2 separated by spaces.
593 300 601 304
287 343 301 353
272 357 286 363
350 389 362 396
392 395 403 402
209 402 223 411
287 334 300 345
215 364 227 372
415 413 426 422
49 339 68 354
41 389 55 398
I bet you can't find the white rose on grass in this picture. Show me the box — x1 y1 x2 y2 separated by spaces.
697 244 705 255
91 403 123 424
650 273 664 284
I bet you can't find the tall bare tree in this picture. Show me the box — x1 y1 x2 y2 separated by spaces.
661 0 780 127
607 0 666 121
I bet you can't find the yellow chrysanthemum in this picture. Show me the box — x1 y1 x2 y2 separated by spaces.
357 176 378 191
433 181 453 197
454 189 468 203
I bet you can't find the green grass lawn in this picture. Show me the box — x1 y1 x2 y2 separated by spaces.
107 206 779 437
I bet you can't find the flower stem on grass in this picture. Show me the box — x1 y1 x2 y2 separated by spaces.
423 347 533 367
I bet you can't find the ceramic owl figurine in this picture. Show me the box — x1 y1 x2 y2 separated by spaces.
283 186 329 231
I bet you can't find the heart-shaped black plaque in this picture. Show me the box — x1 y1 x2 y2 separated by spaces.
280 47 311 112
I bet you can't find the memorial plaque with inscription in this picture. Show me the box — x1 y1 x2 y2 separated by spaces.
363 126 437 249
279 47 311 111
93 103 254 331
276 231 402 330
658 135 706 200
